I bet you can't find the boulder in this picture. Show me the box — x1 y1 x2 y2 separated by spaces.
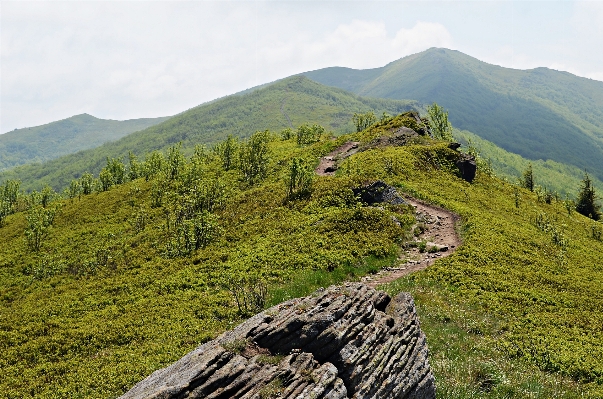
120 283 435 399
455 154 477 183
352 181 406 206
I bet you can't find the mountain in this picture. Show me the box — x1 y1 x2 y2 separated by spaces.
304 48 603 181
0 76 417 192
0 114 171 172
1 115 602 397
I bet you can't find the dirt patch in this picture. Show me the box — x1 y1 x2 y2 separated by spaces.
315 141 360 176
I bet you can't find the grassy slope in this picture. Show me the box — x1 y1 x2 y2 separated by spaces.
0 114 171 172
304 48 603 182
454 129 603 197
1 115 602 397
0 76 416 192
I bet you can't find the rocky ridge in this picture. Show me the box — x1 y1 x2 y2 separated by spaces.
120 283 435 398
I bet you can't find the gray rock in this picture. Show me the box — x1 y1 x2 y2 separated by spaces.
353 181 406 206
120 283 435 399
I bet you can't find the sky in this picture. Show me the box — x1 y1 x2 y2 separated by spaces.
1 0 602 134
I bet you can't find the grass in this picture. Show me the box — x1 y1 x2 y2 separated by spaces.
1 113 602 397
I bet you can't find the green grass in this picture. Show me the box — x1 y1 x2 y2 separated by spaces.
454 128 603 197
1 113 602 397
383 278 587 398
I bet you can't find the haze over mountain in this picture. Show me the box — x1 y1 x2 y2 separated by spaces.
0 76 416 191
304 48 603 181
0 114 170 172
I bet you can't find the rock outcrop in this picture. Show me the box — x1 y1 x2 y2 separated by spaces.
447 142 476 183
454 154 477 183
352 180 406 206
120 283 435 399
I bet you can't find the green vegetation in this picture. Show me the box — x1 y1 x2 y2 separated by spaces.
575 173 601 221
521 163 535 192
352 111 377 132
427 102 453 141
305 47 603 182
0 114 170 172
0 119 414 397
0 76 417 193
454 129 603 197
1 112 602 398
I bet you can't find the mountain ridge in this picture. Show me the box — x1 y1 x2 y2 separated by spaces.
304 47 603 181
0 76 417 191
0 113 171 172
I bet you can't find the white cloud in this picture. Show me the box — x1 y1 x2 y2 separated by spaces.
392 22 453 56
2 1 601 133
0 2 454 133
258 20 453 79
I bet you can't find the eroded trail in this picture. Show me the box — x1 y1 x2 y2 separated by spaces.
363 197 460 287
316 141 461 287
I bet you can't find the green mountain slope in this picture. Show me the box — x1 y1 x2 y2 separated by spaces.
0 114 171 172
0 76 416 192
1 115 602 397
304 48 603 181
455 129 603 197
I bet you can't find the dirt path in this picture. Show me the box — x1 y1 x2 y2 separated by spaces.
363 197 460 287
315 141 360 176
316 141 462 287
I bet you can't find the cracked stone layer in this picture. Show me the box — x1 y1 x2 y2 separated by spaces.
120 283 435 399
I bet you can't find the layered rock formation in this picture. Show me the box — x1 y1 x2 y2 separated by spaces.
120 283 435 399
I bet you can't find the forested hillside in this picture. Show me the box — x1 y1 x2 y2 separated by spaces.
0 76 416 192
0 114 170 172
305 48 603 181
1 113 602 397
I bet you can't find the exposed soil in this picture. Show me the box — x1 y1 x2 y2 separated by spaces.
316 141 462 287
315 141 360 176
363 197 461 287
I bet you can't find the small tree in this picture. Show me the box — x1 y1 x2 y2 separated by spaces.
287 158 313 200
280 128 294 141
214 135 239 170
0 199 10 227
25 205 58 251
80 172 95 195
521 163 534 192
239 130 270 185
352 111 377 132
68 179 81 200
106 157 126 185
426 103 453 141
296 124 324 146
575 173 601 221
128 152 141 181
99 167 114 192
142 151 166 180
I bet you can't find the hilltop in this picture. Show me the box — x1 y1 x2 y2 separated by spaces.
304 47 603 182
1 113 602 397
0 114 170 172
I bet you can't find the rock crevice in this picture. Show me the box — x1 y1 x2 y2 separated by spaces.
120 283 435 399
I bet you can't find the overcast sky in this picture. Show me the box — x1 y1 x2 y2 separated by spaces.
1 0 602 133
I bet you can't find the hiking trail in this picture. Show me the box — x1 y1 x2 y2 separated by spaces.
315 141 461 287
